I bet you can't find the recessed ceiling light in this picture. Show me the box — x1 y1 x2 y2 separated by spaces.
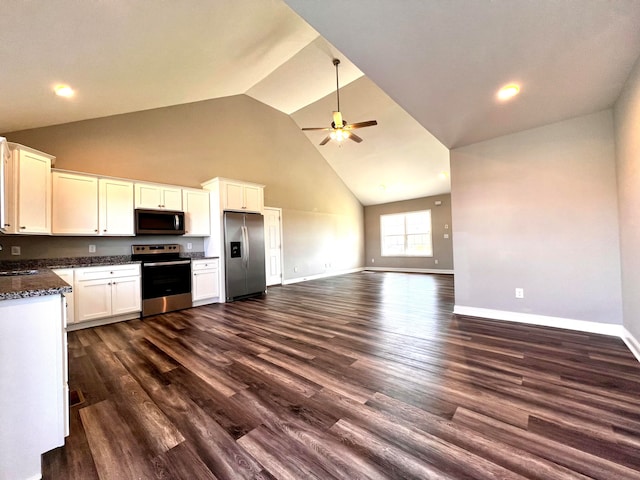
54 84 74 98
497 84 520 101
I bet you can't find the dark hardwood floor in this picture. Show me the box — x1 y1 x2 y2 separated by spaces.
43 272 640 479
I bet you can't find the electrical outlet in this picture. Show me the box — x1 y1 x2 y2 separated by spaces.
88 244 96 253
294 267 298 273
435 259 439 265
187 242 193 250
444 233 449 239
371 258 375 263
11 246 20 255
515 288 524 299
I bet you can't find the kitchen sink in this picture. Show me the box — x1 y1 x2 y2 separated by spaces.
0 269 39 276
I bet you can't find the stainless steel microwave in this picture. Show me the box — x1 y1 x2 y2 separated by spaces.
135 209 185 235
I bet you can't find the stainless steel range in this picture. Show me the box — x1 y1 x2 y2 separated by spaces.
132 244 192 317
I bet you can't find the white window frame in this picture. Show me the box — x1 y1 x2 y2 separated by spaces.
380 210 433 257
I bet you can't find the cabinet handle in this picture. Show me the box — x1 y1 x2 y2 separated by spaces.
20 226 26 229
103 229 107 232
4 223 10 227
94 229 98 233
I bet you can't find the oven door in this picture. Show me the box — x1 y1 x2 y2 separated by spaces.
141 260 191 300
140 259 192 317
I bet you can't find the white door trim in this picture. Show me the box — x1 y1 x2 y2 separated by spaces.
264 206 283 286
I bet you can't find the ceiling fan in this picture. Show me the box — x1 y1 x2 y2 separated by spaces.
302 58 377 145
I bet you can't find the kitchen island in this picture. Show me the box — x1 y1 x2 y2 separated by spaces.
0 270 70 480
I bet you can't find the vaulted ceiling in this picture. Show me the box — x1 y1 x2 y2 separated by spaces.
2 1 639 205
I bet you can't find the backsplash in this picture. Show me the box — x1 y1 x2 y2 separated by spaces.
0 235 205 261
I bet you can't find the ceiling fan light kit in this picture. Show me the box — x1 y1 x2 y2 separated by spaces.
302 58 377 145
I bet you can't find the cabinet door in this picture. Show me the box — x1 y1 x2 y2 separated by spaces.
193 269 218 301
99 178 134 235
223 182 245 210
161 187 183 210
1 146 16 233
16 150 51 234
52 172 98 235
76 279 111 322
243 184 262 212
135 184 163 209
111 275 141 315
183 189 210 236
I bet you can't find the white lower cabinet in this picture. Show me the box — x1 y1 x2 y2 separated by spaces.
0 295 67 480
74 264 141 323
192 258 219 306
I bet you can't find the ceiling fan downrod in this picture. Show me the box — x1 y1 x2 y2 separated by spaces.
333 58 341 114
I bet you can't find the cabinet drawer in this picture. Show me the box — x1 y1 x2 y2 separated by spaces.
75 264 140 281
192 259 218 272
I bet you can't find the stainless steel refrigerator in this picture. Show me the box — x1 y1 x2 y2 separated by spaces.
224 211 266 302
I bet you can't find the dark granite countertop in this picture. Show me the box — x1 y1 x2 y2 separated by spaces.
0 269 72 301
0 253 206 301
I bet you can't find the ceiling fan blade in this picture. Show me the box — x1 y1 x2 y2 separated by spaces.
345 120 378 130
348 132 363 143
319 136 331 145
302 127 331 131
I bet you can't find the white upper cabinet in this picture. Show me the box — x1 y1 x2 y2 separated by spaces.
99 178 134 235
2 144 54 234
135 183 182 210
182 188 210 236
219 179 264 213
52 172 135 236
52 171 99 235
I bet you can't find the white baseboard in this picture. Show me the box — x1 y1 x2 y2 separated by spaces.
365 267 454 275
454 305 640 363
622 327 640 363
67 312 140 331
282 267 364 285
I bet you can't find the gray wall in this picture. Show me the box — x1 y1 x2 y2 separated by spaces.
2 95 364 278
614 54 640 339
0 235 203 261
364 194 453 271
450 110 623 325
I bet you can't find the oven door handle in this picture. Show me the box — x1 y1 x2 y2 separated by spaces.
143 260 191 267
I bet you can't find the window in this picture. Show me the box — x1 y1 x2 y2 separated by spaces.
380 210 432 257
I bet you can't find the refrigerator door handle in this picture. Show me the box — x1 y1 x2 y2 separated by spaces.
242 225 249 267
